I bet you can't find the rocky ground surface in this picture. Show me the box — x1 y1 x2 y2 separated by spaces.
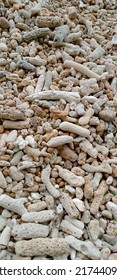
0 0 117 260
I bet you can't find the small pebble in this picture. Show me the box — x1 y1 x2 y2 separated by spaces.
0 43 7 52
0 17 10 29
17 60 36 72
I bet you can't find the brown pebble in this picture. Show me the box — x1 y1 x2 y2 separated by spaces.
18 69 25 78
0 125 4 133
7 142 14 150
2 168 10 177
0 155 11 161
64 160 73 170
56 178 62 184
51 168 58 178
97 153 105 162
50 109 67 119
106 90 113 100
84 178 93 200
111 164 117 177
0 17 10 29
47 147 55 153
13 4 20 11
59 181 65 187
6 192 16 198
96 121 106 135
31 105 46 118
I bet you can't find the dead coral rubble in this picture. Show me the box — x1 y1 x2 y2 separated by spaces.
0 0 117 260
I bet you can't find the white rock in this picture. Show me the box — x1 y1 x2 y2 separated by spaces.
56 204 63 214
2 209 11 219
79 240 101 259
80 78 99 96
25 173 34 187
56 165 85 187
15 238 69 257
0 43 8 52
60 121 90 137
5 130 17 143
0 216 7 232
81 210 91 224
0 195 27 216
79 108 94 126
0 226 11 248
89 46 105 61
0 171 7 189
47 135 73 147
75 102 85 116
25 135 36 148
28 201 47 212
60 220 83 239
12 223 49 239
112 35 117 45
65 215 84 230
0 94 4 100
106 202 117 221
65 236 101 259
14 135 28 150
22 210 55 223
9 166 24 181
88 219 100 241
65 185 75 194
41 165 60 198
60 193 79 218
31 193 41 200
79 139 98 158
11 151 23 166
73 198 85 212
18 161 37 170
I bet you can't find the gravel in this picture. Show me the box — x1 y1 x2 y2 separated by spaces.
0 0 117 260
